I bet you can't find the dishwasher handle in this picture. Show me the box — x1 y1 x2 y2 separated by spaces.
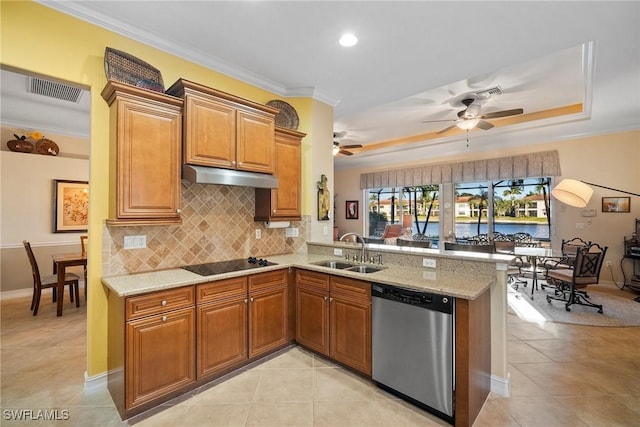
372 283 454 314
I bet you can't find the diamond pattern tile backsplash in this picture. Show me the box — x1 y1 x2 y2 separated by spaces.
103 182 310 276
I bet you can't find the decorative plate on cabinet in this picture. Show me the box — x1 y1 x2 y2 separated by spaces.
266 100 299 130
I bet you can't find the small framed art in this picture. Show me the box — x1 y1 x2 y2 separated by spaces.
346 200 359 220
602 197 630 213
53 180 89 232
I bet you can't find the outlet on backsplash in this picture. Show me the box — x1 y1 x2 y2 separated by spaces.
124 235 146 249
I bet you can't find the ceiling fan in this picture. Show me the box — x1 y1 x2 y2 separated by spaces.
424 98 524 135
333 131 363 156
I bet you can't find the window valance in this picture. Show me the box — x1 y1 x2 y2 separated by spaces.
359 150 561 189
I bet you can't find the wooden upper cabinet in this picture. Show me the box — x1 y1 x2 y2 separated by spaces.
236 108 275 173
101 81 183 225
166 79 277 173
255 127 305 221
182 93 236 169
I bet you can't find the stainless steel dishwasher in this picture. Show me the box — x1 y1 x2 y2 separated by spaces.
372 283 454 423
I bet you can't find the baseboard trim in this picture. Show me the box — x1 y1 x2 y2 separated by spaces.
0 288 32 300
490 373 510 397
84 370 108 393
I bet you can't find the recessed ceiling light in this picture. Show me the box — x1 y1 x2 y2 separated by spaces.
339 33 358 47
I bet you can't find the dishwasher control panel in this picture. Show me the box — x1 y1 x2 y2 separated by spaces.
372 283 453 314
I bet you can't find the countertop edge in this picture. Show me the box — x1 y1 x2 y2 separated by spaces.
102 253 495 300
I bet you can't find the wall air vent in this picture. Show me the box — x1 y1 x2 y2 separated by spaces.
28 77 83 103
474 86 503 99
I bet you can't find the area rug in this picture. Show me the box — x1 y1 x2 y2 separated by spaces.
508 282 640 327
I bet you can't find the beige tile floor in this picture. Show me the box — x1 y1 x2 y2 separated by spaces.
1 288 640 426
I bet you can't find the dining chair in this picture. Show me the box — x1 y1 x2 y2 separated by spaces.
80 235 88 300
545 243 607 313
80 235 88 255
23 241 80 316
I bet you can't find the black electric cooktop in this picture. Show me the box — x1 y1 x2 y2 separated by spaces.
181 257 277 276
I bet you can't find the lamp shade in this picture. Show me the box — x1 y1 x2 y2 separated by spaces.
551 179 594 208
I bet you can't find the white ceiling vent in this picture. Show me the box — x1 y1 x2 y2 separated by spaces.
474 86 503 99
28 77 83 103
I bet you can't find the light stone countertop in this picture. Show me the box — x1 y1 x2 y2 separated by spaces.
102 252 499 300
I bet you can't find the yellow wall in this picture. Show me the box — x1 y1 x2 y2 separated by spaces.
1 1 321 377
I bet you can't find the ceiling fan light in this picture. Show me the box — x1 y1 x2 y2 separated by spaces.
456 118 480 130
332 142 340 156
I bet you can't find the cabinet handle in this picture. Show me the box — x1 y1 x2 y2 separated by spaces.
161 300 167 306
232 161 236 165
323 296 328 301
329 297 333 302
177 208 182 214
162 315 167 322
273 209 277 213
250 297 255 302
244 298 248 304
238 162 243 166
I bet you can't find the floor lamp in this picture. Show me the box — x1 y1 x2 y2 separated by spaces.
551 178 640 302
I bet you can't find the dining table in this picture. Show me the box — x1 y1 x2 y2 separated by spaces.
513 246 560 299
51 252 87 316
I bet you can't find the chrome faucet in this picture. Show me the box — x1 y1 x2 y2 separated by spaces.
339 232 366 262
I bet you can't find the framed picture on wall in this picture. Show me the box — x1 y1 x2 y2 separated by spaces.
346 200 359 220
53 180 89 233
602 196 630 213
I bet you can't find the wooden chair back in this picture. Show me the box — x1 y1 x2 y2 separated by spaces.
80 235 88 255
23 240 43 289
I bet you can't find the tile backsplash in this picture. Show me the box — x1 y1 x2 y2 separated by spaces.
102 182 309 276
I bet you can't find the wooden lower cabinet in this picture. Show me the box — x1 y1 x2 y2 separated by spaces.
296 284 330 356
197 271 288 380
295 270 372 376
197 294 248 378
126 307 195 409
249 281 288 358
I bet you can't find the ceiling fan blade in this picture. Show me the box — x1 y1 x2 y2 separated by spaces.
476 120 494 130
340 144 363 150
480 108 523 119
422 119 456 123
339 149 354 156
436 124 458 135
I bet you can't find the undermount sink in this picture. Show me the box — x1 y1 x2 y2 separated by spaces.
312 260 355 269
346 265 387 274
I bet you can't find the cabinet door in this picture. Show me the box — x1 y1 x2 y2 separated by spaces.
296 286 330 356
183 94 236 168
236 109 274 173
116 95 182 221
330 295 371 375
248 285 288 358
271 131 301 218
126 307 195 409
197 296 248 379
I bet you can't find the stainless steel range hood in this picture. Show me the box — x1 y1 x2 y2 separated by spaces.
182 164 279 189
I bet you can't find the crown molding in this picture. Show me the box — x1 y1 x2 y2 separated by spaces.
36 1 339 106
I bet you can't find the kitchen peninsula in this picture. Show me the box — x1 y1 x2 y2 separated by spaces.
102 242 513 427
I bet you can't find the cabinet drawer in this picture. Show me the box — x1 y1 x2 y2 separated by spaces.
330 276 371 302
126 286 195 320
248 269 287 292
296 269 329 291
198 277 247 304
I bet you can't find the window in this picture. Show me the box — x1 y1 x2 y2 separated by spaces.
454 178 551 241
366 186 439 239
